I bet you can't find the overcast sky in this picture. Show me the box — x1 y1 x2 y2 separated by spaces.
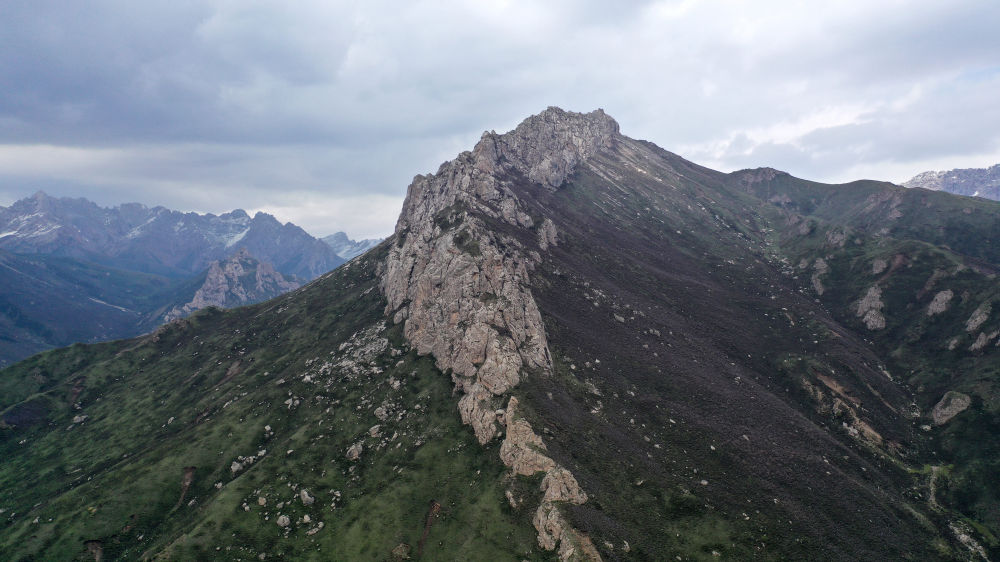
2 0 998 239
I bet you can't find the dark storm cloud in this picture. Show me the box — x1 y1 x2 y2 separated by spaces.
1 0 999 236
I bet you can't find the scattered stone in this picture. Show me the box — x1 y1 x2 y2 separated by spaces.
276 515 290 528
300 489 315 506
872 259 888 275
346 442 363 461
391 543 412 560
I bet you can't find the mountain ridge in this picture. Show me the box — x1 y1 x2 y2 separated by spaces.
0 191 343 279
903 163 1000 200
321 232 382 260
3 107 1000 560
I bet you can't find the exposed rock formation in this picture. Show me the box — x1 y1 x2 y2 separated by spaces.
505 399 596 560
872 259 888 275
382 108 615 445
966 303 991 333
970 331 999 351
811 258 829 295
856 285 886 330
381 107 609 559
904 163 1000 201
163 249 300 322
932 391 971 425
927 290 954 316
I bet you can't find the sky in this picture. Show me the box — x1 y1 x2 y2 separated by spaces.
1 0 999 239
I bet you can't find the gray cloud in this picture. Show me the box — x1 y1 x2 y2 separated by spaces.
1 0 999 237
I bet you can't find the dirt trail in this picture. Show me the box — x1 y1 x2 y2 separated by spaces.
416 499 442 557
175 466 196 508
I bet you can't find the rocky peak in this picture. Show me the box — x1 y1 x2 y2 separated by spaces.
903 163 1000 200
474 107 619 188
382 107 604 559
903 170 946 191
396 107 617 236
162 250 299 322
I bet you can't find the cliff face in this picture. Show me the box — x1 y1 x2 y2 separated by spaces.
163 249 300 322
382 107 616 559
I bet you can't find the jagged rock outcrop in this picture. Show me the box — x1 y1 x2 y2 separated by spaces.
163 249 300 322
321 232 383 260
856 285 886 330
382 107 616 445
966 303 991 332
904 164 1000 201
381 107 610 559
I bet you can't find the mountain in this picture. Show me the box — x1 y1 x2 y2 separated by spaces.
904 163 1000 200
3 107 1000 560
322 232 383 260
159 249 301 323
0 248 302 367
0 194 344 365
0 192 344 279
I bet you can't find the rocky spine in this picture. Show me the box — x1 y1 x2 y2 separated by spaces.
381 108 617 559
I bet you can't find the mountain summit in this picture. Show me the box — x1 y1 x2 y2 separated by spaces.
4 108 1000 560
904 163 1000 200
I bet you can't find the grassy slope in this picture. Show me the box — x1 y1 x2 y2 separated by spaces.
0 247 545 561
738 170 1000 554
0 252 194 367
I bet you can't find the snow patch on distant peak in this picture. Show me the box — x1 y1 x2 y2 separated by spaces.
224 227 251 248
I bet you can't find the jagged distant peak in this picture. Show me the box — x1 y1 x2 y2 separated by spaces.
474 107 620 188
903 163 1000 200
321 232 382 260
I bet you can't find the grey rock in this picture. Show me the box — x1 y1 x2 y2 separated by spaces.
380 107 606 560
932 391 971 425
163 249 300 322
903 164 1000 200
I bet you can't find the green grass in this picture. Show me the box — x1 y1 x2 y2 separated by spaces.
0 248 546 561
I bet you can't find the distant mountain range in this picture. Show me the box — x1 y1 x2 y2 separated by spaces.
904 163 1000 200
0 192 355 365
321 232 382 260
0 191 343 279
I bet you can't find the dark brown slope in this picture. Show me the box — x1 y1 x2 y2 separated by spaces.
447 110 940 559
